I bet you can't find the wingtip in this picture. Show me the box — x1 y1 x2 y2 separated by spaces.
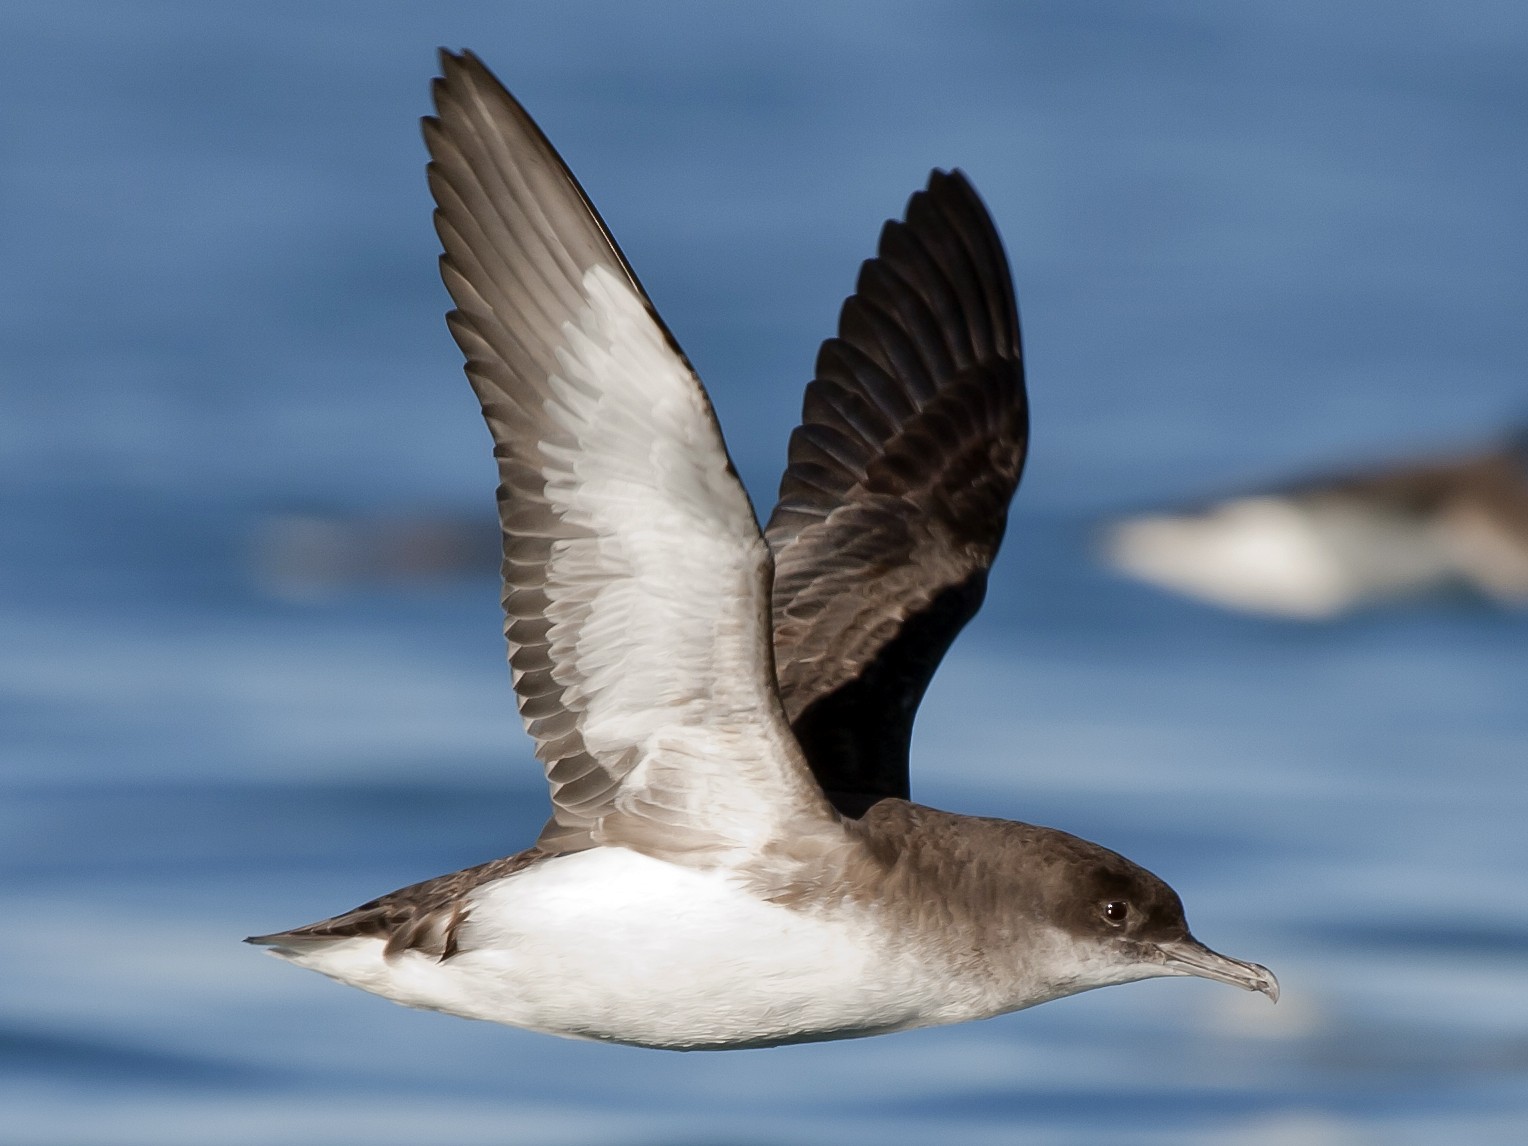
899 168 988 239
424 50 499 155
923 167 986 213
435 47 500 88
923 166 968 191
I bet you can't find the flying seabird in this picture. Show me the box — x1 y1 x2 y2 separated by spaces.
1106 436 1528 618
248 50 1276 1050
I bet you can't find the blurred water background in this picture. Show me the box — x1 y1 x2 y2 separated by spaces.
3 2 1526 1143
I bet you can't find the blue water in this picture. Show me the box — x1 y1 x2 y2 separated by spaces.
3 3 1526 1143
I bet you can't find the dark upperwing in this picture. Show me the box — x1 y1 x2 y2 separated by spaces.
764 171 1028 817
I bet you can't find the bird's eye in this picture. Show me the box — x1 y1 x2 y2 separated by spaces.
1103 900 1130 923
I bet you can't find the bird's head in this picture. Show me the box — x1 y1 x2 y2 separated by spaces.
1017 825 1279 1005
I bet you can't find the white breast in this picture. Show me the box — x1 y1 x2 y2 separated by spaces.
278 848 962 1049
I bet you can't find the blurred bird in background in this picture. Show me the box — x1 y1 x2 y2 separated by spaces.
1104 432 1528 618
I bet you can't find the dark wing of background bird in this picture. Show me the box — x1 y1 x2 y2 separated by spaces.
764 172 1028 816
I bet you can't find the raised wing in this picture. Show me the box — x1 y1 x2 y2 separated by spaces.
426 50 837 862
764 171 1028 816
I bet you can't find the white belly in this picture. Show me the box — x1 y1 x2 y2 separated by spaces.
274 848 948 1049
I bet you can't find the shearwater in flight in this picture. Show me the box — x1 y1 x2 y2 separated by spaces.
1106 435 1528 618
248 49 1277 1050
